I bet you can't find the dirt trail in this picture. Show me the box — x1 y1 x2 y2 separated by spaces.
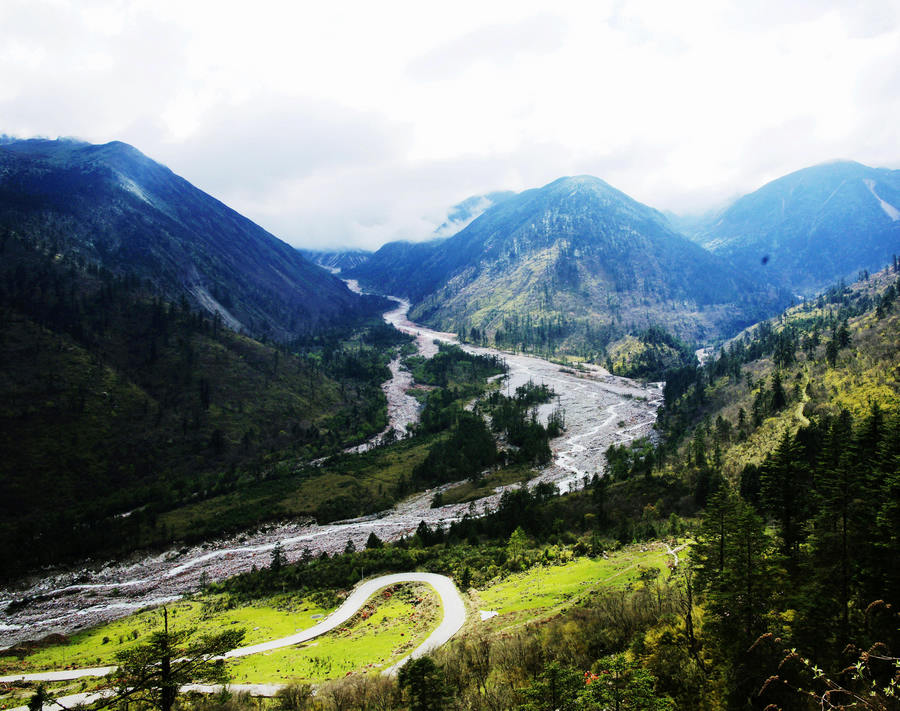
0 297 660 647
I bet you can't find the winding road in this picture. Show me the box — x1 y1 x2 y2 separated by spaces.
0 572 466 696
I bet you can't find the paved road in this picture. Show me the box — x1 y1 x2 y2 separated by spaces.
0 572 466 695
223 571 465 672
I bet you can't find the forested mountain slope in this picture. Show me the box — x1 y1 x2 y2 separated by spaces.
691 160 900 294
0 206 400 579
658 264 900 478
351 176 789 353
593 263 900 707
0 138 386 340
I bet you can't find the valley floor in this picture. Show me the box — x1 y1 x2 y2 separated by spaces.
0 297 661 646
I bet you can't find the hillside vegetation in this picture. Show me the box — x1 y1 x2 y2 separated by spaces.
0 138 386 340
350 176 788 359
0 231 403 578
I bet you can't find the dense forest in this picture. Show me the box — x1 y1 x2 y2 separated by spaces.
0 231 404 577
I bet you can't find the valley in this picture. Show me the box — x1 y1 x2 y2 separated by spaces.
0 296 661 648
1 136 897 710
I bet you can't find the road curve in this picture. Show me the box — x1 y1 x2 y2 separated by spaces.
0 573 466 686
225 571 466 674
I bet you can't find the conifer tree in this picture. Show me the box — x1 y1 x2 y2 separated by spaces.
806 410 860 647
760 431 810 567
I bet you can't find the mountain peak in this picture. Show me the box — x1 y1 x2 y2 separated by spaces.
351 173 783 346
546 174 613 191
693 159 900 292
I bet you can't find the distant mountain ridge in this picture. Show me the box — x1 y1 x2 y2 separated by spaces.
0 138 385 340
350 175 788 349
299 191 516 275
688 160 900 293
300 247 373 273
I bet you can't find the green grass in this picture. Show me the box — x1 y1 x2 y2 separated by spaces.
437 463 534 505
0 594 333 675
158 434 436 539
0 584 442 687
227 583 440 683
0 676 109 710
472 545 670 629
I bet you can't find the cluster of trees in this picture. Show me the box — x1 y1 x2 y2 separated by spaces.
395 354 568 494
303 649 677 711
692 401 900 707
410 345 506 436
604 438 656 481
489 312 584 353
484 380 563 466
606 326 697 381
407 343 506 388
412 411 498 487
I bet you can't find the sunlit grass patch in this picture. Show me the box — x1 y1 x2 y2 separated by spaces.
0 593 333 675
473 545 669 628
226 583 440 683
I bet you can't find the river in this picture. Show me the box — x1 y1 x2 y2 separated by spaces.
0 296 661 646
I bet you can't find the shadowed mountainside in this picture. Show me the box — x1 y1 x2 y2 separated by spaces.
0 137 386 340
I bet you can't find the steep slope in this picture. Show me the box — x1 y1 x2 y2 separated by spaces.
0 138 385 340
353 176 786 349
692 160 900 293
658 264 900 482
346 238 447 297
0 231 400 578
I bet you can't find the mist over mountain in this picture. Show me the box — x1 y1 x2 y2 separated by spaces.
689 160 900 294
434 190 516 237
0 138 385 340
350 175 787 349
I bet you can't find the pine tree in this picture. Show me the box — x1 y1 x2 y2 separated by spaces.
693 493 778 703
107 607 244 711
806 410 860 647
770 371 787 411
760 431 810 567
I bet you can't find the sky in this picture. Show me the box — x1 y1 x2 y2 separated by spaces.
2 0 899 250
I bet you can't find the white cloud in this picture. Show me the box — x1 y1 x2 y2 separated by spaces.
1 0 899 250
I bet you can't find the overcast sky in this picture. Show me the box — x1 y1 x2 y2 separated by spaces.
2 0 899 250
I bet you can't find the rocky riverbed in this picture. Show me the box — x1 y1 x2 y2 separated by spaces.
0 297 661 647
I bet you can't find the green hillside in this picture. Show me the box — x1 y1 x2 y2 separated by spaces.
658 265 900 480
